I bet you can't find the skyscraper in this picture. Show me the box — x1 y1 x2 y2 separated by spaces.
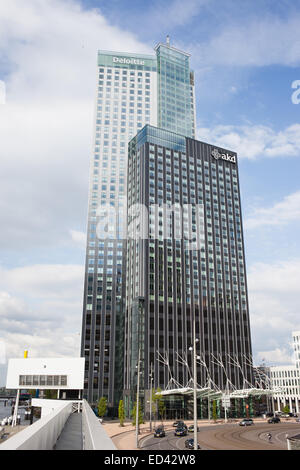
125 125 253 416
80 41 196 411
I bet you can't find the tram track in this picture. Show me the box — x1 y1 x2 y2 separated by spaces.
141 422 300 451
142 430 188 451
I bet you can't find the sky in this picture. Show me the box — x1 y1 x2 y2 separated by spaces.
0 0 300 385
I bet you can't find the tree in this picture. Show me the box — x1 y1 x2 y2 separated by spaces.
282 404 290 414
97 397 107 419
156 387 166 422
131 400 144 426
212 400 218 422
118 400 125 427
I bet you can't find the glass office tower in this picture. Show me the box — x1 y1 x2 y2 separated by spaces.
125 125 253 415
155 41 196 138
81 41 196 412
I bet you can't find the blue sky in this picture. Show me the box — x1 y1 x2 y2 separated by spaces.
0 0 300 383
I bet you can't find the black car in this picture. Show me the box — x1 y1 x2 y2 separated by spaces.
239 419 254 426
268 416 280 424
185 438 200 450
173 420 185 428
154 427 165 438
174 427 188 437
188 424 200 432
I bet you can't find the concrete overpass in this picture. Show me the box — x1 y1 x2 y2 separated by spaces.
0 399 116 450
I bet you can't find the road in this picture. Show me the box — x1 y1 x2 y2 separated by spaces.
141 421 300 451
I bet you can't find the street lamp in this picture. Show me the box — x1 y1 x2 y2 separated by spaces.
135 348 141 449
149 363 153 432
189 336 199 451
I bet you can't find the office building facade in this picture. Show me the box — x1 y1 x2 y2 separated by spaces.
270 365 300 414
293 330 300 370
268 331 300 414
125 125 253 414
81 42 196 410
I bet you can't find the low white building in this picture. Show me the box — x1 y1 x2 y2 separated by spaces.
269 331 300 414
270 365 300 414
6 357 85 399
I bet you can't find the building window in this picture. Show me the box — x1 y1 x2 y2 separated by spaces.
19 375 68 387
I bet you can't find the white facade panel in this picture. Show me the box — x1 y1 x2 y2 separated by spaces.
6 358 85 390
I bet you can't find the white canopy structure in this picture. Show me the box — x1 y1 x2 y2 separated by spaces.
155 351 283 400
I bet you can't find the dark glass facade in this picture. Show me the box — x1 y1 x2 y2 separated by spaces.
124 125 253 413
81 43 196 412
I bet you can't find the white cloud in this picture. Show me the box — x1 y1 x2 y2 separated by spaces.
151 0 209 30
0 0 149 252
0 264 84 300
193 14 300 67
70 229 86 247
245 191 300 229
248 259 300 366
256 348 294 366
197 124 300 160
0 262 84 384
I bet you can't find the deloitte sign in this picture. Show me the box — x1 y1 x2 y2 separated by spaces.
113 56 145 66
211 148 236 164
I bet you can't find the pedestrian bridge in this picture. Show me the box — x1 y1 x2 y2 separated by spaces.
0 399 116 450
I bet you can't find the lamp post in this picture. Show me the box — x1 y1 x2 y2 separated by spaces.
135 347 141 449
189 333 199 450
149 363 153 432
12 350 28 427
208 377 211 423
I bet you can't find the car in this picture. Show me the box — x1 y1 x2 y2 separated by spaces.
173 420 185 428
154 427 165 438
184 438 201 450
239 419 254 426
268 417 280 423
188 424 200 432
174 427 188 436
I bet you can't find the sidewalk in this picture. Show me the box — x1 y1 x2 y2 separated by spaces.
102 421 153 450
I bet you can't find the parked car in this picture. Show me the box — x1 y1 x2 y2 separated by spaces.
239 418 254 426
184 438 201 450
188 424 200 432
174 427 187 436
154 427 165 438
268 416 280 423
